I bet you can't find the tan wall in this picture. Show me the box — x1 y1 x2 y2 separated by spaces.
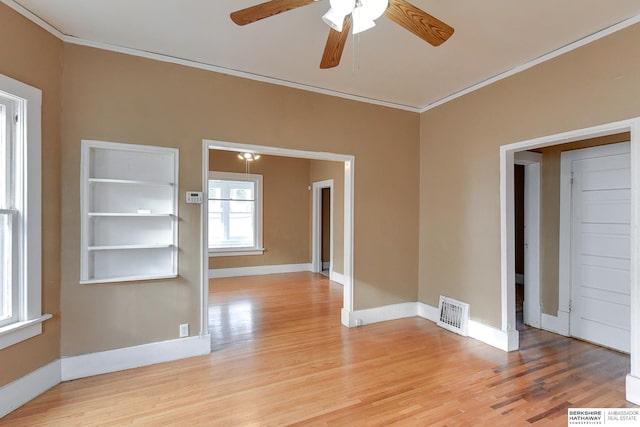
60 43 419 356
419 22 640 328
310 160 345 275
0 4 62 386
208 150 311 269
538 133 630 314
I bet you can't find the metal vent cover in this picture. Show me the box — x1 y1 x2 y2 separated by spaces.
437 296 469 337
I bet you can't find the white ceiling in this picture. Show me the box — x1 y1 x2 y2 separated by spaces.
7 0 640 111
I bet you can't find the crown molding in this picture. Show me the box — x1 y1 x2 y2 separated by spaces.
418 13 640 113
1 0 64 38
4 1 640 114
62 35 421 113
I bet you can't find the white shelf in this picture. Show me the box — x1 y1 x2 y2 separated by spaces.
88 244 174 251
88 212 174 217
80 140 179 284
80 273 179 285
89 178 174 187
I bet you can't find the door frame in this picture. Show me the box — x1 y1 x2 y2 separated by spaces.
201 139 355 332
514 151 542 328
312 179 334 275
499 117 640 404
559 142 630 345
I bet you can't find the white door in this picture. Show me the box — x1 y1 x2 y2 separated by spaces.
569 143 630 353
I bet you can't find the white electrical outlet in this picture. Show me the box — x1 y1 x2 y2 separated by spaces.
179 323 189 338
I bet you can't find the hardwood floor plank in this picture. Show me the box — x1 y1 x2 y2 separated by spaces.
1 272 636 425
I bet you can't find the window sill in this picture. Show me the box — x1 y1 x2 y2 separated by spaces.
0 314 53 350
209 248 265 257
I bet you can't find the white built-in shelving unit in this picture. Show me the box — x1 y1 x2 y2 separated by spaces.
80 140 179 284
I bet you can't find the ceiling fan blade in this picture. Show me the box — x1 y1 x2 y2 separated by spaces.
384 0 454 46
230 0 317 25
320 16 352 69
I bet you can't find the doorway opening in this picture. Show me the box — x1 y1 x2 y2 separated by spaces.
201 139 355 336
499 117 640 403
312 180 334 278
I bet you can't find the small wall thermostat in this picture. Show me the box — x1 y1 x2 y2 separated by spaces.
186 191 203 204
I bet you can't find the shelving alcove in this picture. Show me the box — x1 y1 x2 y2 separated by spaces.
80 140 179 284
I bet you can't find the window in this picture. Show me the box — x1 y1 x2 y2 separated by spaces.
208 171 263 256
0 73 49 350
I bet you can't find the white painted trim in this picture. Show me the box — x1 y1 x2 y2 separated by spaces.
0 72 47 347
500 148 517 337
500 117 640 404
330 270 345 285
0 359 61 418
209 263 312 279
417 302 439 321
417 302 516 351
204 140 355 328
0 1 65 39
200 142 209 337
207 170 263 255
469 320 519 352
63 37 417 112
60 335 211 381
515 152 542 329
0 314 52 350
312 179 334 274
631 119 640 381
342 302 417 327
626 375 640 405
420 14 640 112
5 2 639 113
541 311 570 336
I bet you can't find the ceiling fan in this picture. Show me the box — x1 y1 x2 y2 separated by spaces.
230 0 454 69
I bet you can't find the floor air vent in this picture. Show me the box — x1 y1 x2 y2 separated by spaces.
437 296 469 337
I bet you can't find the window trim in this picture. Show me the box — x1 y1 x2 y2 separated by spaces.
207 171 264 257
0 73 51 350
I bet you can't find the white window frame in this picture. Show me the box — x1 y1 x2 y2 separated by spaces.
208 171 264 257
0 73 51 350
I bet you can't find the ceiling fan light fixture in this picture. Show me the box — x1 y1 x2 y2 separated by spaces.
359 0 388 21
322 0 355 32
351 5 376 34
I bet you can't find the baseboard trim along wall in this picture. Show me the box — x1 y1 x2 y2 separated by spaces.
343 302 417 327
626 375 640 405
61 334 211 381
209 263 312 279
329 271 345 285
0 359 61 418
343 301 517 352
209 263 346 285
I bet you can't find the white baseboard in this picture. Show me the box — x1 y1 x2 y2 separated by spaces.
0 359 61 418
61 334 211 381
342 302 417 327
209 263 312 279
626 374 640 405
329 270 345 285
541 310 570 336
322 261 330 270
417 302 518 351
469 320 519 352
417 302 439 321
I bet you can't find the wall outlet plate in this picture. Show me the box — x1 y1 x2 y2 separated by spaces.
179 323 189 338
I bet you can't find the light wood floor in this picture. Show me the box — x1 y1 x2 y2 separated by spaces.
1 272 635 426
